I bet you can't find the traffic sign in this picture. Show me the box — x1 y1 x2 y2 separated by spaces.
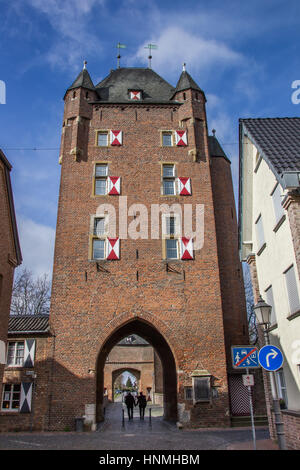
258 345 283 371
243 374 254 387
231 346 260 369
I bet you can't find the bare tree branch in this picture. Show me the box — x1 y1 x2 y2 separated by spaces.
10 268 50 316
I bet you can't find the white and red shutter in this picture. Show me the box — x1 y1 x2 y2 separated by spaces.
110 130 122 146
177 177 191 195
107 238 120 260
108 176 121 195
180 237 194 260
175 130 187 146
130 91 141 100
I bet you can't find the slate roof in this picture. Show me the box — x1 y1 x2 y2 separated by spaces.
66 68 95 93
8 315 49 334
208 135 230 163
118 335 149 346
240 118 300 175
95 67 176 103
173 70 204 97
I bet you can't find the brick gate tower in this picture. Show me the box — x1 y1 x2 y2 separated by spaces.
47 63 251 430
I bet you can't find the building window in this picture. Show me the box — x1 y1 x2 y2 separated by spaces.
1 383 21 411
92 217 106 260
162 132 173 147
7 341 24 367
265 285 277 325
284 265 300 315
276 369 288 409
163 213 181 260
271 183 284 225
255 214 265 253
97 131 108 147
166 238 179 259
192 377 211 403
184 387 193 400
162 164 176 195
95 164 108 195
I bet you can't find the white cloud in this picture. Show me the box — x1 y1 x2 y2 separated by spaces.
26 0 106 69
17 216 55 278
129 26 244 79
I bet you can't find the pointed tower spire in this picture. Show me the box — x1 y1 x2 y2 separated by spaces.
64 63 95 99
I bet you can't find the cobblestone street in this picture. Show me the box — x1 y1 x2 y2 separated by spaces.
0 402 277 450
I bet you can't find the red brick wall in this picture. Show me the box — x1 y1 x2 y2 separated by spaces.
0 160 17 402
282 410 300 450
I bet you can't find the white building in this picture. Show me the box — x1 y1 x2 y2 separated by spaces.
239 117 300 450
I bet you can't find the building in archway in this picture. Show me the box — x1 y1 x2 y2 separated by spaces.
104 334 163 403
0 63 267 431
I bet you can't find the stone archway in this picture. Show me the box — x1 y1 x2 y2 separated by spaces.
96 318 177 423
111 368 141 402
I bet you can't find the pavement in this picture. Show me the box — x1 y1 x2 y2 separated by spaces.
0 402 279 450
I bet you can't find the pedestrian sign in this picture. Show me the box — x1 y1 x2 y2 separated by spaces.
258 345 283 371
231 346 260 369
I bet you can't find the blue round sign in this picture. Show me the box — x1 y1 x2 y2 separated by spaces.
258 345 283 371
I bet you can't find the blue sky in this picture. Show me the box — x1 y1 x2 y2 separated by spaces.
0 0 299 278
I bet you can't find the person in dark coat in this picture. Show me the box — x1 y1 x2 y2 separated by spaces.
135 392 147 419
124 392 135 420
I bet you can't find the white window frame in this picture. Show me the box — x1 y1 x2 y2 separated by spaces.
162 213 182 260
94 163 108 196
255 214 265 252
6 341 25 367
161 131 174 147
284 264 300 315
271 183 284 225
276 369 288 408
265 285 277 325
1 383 21 411
162 164 177 196
97 131 109 147
91 215 109 260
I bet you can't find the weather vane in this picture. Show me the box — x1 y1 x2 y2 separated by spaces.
116 43 126 68
144 43 158 69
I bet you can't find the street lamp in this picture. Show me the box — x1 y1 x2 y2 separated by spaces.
253 296 286 450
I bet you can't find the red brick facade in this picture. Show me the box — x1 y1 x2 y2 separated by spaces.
2 67 253 431
0 151 22 405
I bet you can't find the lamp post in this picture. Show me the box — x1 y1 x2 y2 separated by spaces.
253 296 286 450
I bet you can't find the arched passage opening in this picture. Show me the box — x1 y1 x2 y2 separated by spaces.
96 318 177 422
112 368 140 402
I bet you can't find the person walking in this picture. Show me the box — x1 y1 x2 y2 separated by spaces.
124 392 135 420
136 391 147 419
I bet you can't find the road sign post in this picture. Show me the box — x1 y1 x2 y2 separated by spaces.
231 346 260 450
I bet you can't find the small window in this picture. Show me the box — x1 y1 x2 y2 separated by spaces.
7 341 24 367
97 132 108 147
193 377 211 403
92 238 106 260
276 369 288 409
166 216 176 237
271 184 284 225
94 217 105 237
162 132 173 147
162 164 176 195
166 239 178 259
284 265 300 315
255 214 265 252
265 285 277 325
95 164 108 195
1 383 21 411
184 387 193 400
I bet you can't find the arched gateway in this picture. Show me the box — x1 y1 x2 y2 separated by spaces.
96 319 177 422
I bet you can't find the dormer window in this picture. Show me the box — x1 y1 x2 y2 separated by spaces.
129 90 142 100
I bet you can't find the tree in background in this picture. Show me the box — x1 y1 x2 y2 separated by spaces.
126 376 133 389
10 268 51 315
